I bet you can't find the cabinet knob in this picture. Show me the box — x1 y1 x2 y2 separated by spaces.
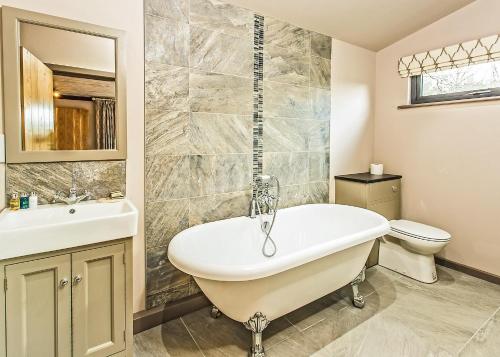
73 275 83 285
391 186 399 192
59 278 69 288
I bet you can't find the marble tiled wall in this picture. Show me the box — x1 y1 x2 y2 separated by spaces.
144 0 331 309
145 0 254 308
262 18 331 206
6 160 126 205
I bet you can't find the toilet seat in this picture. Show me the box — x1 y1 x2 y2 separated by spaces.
389 220 451 242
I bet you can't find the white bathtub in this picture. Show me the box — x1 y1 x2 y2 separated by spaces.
168 204 390 323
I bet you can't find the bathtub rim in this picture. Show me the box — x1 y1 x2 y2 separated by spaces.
168 203 390 282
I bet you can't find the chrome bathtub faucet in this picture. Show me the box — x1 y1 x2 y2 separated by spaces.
249 175 279 218
249 175 280 258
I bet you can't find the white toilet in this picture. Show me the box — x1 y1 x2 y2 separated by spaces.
379 220 451 283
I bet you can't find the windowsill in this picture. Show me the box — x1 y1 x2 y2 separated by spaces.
398 96 500 109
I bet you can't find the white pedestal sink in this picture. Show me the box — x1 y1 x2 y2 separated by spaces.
0 199 138 260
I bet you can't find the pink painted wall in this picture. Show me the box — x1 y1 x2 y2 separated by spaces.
330 39 376 202
375 0 500 276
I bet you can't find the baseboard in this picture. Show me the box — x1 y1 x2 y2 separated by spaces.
435 257 500 285
133 293 211 334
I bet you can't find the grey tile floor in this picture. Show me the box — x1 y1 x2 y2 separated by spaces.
134 266 500 356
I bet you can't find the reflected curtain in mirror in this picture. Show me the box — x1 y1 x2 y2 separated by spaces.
94 98 116 150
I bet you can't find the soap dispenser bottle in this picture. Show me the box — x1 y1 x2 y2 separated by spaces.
9 192 20 210
29 192 38 209
20 193 30 209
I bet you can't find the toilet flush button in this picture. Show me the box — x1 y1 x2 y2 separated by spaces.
392 186 399 192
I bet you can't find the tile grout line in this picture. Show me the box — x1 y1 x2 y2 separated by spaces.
144 108 330 121
146 190 252 206
294 317 327 333
145 150 330 158
284 316 303 333
456 305 500 355
180 316 207 357
145 12 254 42
189 66 254 81
261 24 331 60
147 36 329 85
181 316 233 357
145 180 330 207
264 76 331 91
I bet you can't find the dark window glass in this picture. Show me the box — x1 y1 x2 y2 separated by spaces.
411 61 500 104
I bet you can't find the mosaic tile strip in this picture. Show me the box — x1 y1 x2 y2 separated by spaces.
252 14 264 198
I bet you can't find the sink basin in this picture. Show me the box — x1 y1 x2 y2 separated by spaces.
0 199 138 260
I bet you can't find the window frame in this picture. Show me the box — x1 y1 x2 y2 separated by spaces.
410 71 500 105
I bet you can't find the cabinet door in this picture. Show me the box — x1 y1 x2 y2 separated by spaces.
5 254 72 357
367 180 401 206
72 244 126 357
367 199 401 221
335 180 368 207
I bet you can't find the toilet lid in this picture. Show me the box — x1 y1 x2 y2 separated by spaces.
390 220 451 242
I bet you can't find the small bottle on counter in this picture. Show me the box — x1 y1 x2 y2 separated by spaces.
9 192 20 211
29 192 38 209
20 193 30 209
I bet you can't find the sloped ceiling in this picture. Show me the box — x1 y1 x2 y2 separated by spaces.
225 0 476 51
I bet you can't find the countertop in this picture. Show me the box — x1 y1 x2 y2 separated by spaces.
334 172 402 184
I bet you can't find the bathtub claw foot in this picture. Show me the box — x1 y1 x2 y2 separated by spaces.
351 266 366 309
210 306 222 319
244 312 270 357
353 293 365 308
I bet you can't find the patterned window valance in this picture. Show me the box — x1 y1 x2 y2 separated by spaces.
398 34 500 78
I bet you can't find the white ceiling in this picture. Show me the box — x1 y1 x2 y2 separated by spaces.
225 0 475 51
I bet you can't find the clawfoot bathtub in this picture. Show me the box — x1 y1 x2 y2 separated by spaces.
168 204 390 356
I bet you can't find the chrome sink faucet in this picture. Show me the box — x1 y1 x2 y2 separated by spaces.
53 175 90 205
53 187 90 205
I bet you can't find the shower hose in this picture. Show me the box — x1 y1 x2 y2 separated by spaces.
256 176 280 257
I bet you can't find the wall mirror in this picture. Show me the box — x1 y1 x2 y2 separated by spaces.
2 6 127 163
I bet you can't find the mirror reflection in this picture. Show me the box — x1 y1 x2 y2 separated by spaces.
19 22 117 151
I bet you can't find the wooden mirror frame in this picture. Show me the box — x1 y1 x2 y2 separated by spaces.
1 6 127 163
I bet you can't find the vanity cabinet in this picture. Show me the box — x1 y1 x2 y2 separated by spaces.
335 173 402 267
0 239 133 357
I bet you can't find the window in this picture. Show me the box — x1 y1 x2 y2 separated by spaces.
410 61 500 104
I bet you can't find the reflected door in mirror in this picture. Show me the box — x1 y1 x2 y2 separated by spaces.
55 107 89 150
21 47 55 151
